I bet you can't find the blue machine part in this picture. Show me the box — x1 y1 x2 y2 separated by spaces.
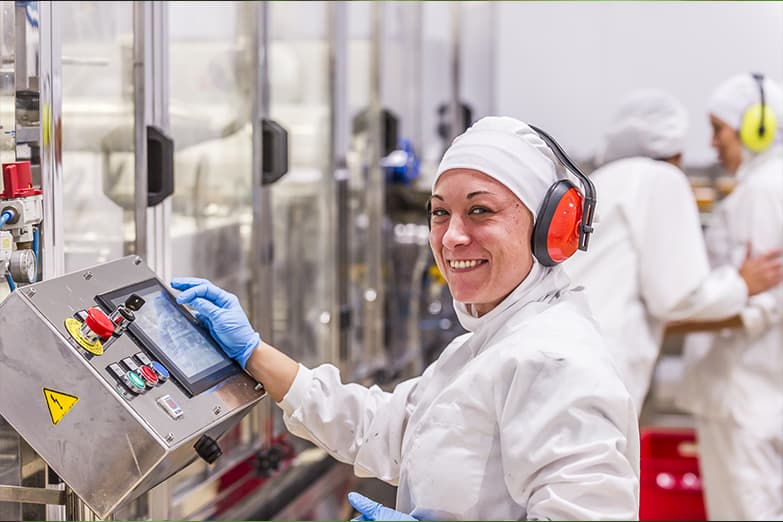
381 138 420 185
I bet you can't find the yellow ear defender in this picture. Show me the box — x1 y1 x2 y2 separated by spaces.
739 73 778 153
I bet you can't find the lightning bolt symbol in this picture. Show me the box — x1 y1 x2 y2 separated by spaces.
50 394 63 410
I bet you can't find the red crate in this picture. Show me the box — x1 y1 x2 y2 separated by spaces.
639 427 707 521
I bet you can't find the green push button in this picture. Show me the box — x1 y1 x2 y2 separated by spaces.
127 371 145 391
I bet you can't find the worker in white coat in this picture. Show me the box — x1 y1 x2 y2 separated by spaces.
675 73 783 521
564 89 783 413
171 117 640 520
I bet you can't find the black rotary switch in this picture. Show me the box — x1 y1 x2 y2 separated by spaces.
194 434 222 464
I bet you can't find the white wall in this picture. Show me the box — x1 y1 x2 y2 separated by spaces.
494 1 783 166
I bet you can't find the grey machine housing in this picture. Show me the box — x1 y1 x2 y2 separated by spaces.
0 256 265 518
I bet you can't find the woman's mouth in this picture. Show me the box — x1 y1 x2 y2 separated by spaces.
448 259 488 272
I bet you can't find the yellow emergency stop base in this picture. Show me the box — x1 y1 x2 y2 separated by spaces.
64 317 104 355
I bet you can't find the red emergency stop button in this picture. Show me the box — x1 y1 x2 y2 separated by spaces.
139 365 159 386
84 307 115 339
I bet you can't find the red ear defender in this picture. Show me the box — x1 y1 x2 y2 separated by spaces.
528 125 596 267
532 180 584 266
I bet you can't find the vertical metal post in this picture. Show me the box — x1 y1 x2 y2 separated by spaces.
363 1 386 371
145 5 171 516
328 2 349 371
449 2 464 141
39 0 64 279
250 0 273 346
13 2 25 91
409 2 423 151
487 2 497 116
146 1 170 280
132 1 148 263
26 4 69 519
249 0 275 447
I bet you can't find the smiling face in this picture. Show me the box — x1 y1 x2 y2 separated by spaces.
710 114 743 174
429 168 534 316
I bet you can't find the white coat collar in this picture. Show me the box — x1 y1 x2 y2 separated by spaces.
453 262 572 334
737 144 782 183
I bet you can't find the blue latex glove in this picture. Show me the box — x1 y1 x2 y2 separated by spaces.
347 492 417 521
170 277 260 369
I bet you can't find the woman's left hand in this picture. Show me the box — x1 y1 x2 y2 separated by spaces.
348 492 417 521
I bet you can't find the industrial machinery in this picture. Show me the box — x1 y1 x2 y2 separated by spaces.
0 255 265 518
1 160 42 293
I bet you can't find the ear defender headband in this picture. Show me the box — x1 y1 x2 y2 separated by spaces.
426 125 596 267
740 73 778 152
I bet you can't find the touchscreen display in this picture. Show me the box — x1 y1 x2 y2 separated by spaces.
131 288 226 379
98 278 237 395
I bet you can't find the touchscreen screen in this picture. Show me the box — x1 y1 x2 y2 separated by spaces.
99 278 237 395
130 287 227 378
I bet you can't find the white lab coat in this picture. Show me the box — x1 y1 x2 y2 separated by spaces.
675 146 783 519
278 263 640 520
564 157 747 411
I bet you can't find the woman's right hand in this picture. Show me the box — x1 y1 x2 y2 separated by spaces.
171 277 260 369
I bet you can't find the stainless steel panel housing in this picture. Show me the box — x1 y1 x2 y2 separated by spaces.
0 255 265 518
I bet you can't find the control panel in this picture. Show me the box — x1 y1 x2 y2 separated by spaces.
0 256 265 518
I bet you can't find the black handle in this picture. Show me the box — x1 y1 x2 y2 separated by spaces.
351 107 399 156
147 125 174 206
261 119 289 185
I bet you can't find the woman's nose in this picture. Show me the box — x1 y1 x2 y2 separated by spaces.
442 216 470 248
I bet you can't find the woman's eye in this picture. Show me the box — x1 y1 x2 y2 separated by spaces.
432 208 449 217
469 207 490 215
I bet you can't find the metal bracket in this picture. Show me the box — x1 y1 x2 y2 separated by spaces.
0 484 67 505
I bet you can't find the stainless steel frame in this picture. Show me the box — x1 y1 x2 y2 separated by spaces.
39 1 64 280
133 1 148 264
449 2 464 141
328 1 349 372
360 2 386 378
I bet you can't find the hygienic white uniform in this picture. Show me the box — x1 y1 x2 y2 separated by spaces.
565 157 748 411
279 116 639 520
676 145 783 520
280 264 639 520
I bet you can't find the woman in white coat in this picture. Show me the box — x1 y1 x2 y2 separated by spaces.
675 73 783 521
564 89 782 413
171 117 639 520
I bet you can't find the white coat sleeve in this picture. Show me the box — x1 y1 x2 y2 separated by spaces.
731 184 783 337
499 352 639 521
630 167 747 321
277 363 419 484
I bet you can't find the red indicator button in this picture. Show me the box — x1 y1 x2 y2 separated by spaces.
85 307 115 339
139 365 159 386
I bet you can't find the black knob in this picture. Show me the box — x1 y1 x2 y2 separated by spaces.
194 435 222 464
125 293 145 312
255 444 285 476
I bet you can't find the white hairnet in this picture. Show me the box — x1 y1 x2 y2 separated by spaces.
596 89 688 165
432 116 566 223
707 74 783 135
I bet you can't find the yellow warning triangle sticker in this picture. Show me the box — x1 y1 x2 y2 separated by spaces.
43 388 79 426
